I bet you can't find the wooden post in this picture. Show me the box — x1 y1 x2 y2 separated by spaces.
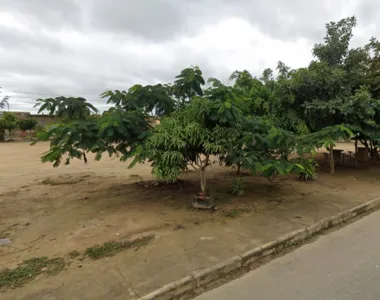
355 139 358 168
329 144 335 174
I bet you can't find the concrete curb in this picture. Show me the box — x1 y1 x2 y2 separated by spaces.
139 197 380 300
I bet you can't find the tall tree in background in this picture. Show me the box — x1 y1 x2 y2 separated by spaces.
229 70 271 117
366 37 380 98
101 84 175 118
313 16 357 67
171 66 205 106
0 88 9 111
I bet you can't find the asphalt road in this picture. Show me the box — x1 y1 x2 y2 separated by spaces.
196 210 380 300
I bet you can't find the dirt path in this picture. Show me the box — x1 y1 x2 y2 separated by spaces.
1 142 380 299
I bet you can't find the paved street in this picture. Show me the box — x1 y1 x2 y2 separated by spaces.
196 210 380 300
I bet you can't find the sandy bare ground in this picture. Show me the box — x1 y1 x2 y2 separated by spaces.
1 141 380 299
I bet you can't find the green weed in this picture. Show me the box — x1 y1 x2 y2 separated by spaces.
0 257 65 289
231 177 245 196
68 250 80 259
85 235 154 260
221 209 241 219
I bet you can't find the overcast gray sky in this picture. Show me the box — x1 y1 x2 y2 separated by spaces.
1 0 379 112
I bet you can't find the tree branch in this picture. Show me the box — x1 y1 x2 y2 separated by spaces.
189 162 199 171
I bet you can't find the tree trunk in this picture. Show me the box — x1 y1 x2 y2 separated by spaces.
355 139 358 168
200 168 206 194
200 154 210 194
329 144 335 174
237 163 241 175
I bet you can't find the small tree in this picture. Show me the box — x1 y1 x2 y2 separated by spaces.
132 96 242 197
0 112 19 141
255 126 301 185
220 117 270 175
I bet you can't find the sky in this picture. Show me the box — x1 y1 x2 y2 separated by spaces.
0 0 379 113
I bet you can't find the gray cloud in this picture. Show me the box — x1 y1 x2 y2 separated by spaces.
88 0 185 41
0 0 379 112
0 26 65 53
85 0 365 42
357 0 380 24
0 0 82 30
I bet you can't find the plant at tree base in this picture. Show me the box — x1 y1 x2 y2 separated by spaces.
231 177 245 196
296 158 319 181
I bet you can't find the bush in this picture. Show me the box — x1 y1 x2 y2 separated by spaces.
19 119 38 131
35 124 46 134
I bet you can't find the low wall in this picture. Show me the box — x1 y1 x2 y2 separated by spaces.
10 111 62 127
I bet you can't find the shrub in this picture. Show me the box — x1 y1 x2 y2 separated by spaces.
298 159 318 181
19 119 38 131
231 177 245 195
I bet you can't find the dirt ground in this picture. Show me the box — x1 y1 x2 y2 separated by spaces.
1 141 380 299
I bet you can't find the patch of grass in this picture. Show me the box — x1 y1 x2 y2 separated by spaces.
0 257 65 289
85 235 154 260
68 250 80 259
41 175 89 186
41 178 78 185
220 208 251 219
221 209 241 219
210 189 231 204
